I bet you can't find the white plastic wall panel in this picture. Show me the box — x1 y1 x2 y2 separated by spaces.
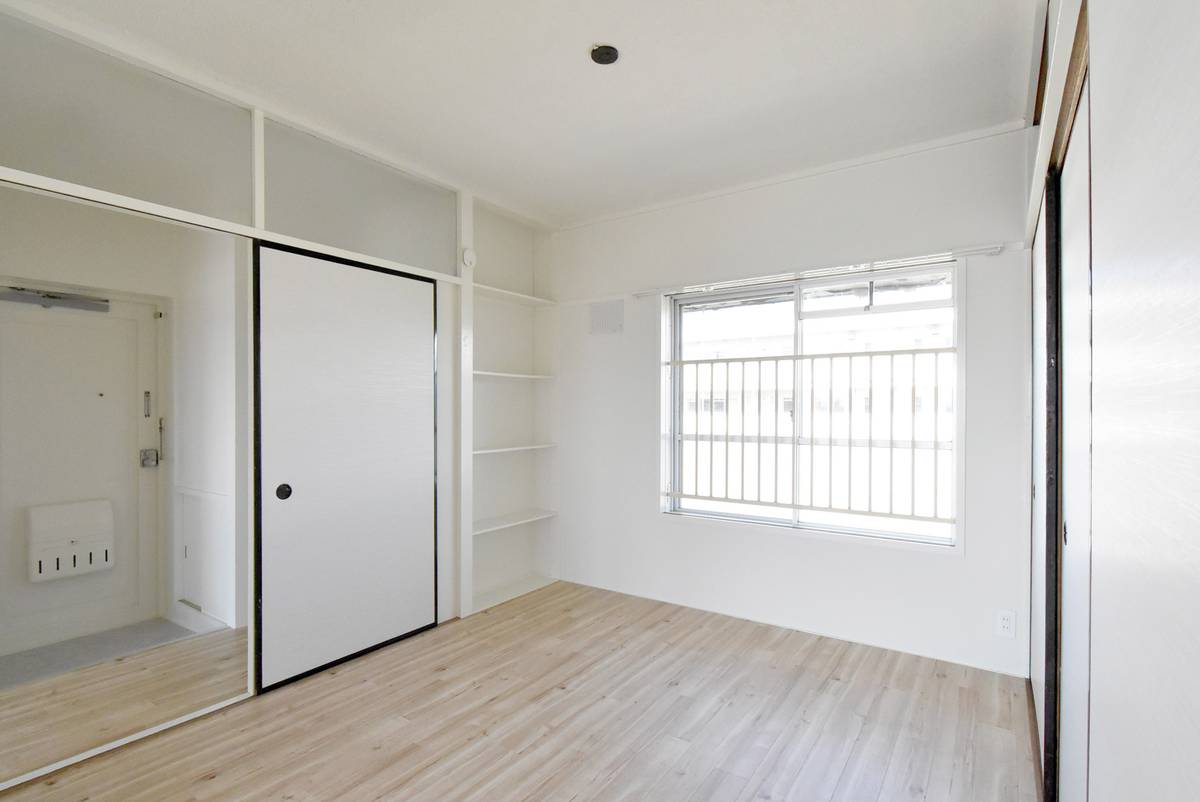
264 120 456 275
0 15 253 223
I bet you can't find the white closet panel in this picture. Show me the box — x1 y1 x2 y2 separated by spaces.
1030 199 1049 756
0 14 252 223
264 121 456 275
1058 82 1092 802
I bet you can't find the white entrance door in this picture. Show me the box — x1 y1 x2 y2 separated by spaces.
0 287 159 656
257 246 436 690
1059 80 1092 802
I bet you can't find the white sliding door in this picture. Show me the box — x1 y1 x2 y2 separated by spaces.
1030 200 1048 753
257 245 435 690
1058 80 1092 802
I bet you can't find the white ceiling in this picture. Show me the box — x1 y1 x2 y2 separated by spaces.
6 0 1041 227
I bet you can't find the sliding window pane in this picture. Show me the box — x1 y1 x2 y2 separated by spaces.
800 281 869 314
871 271 952 306
679 293 793 360
801 306 953 354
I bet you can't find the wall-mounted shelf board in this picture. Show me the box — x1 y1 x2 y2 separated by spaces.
473 508 556 537
475 283 556 307
474 574 556 613
473 444 556 455
474 370 554 380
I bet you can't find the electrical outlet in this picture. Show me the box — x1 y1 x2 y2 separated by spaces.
996 609 1016 639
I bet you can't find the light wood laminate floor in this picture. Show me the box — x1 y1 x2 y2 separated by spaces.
0 627 247 784
3 583 1036 801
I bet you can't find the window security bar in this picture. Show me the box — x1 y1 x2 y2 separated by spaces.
677 434 952 450
668 345 952 366
673 346 956 524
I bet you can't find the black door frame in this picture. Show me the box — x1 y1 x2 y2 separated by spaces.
1041 169 1063 802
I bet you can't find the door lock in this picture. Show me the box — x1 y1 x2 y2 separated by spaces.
275 483 293 500
140 448 160 467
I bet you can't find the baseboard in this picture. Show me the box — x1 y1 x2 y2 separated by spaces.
166 601 228 635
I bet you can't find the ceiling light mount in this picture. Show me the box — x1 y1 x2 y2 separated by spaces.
591 44 619 65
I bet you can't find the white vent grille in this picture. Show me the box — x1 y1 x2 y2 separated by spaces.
589 299 624 335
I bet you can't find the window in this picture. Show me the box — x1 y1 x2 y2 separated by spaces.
664 261 960 544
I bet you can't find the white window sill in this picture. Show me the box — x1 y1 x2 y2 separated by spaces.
662 508 964 557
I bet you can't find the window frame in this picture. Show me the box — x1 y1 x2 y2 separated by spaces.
661 259 967 549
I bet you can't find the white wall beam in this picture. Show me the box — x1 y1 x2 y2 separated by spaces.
251 108 266 228
457 192 475 617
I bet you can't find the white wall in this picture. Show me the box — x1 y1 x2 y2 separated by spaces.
536 129 1034 675
0 184 243 646
1088 3 1200 799
170 235 238 627
540 128 1033 300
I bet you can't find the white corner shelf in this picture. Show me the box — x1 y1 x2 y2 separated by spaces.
473 443 556 455
474 370 554 380
473 508 557 537
475 283 556 307
473 574 556 612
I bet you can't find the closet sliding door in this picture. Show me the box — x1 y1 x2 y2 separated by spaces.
256 244 436 691
1058 79 1093 802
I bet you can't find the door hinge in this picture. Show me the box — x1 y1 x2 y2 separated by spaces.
143 390 151 418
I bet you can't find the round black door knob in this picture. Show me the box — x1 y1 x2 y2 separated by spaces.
275 483 292 500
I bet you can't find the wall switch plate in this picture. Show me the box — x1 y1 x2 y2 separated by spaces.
996 609 1016 639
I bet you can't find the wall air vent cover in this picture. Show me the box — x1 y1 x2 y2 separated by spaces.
589 299 624 335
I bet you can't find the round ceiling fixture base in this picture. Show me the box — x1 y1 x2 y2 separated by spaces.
591 44 619 65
